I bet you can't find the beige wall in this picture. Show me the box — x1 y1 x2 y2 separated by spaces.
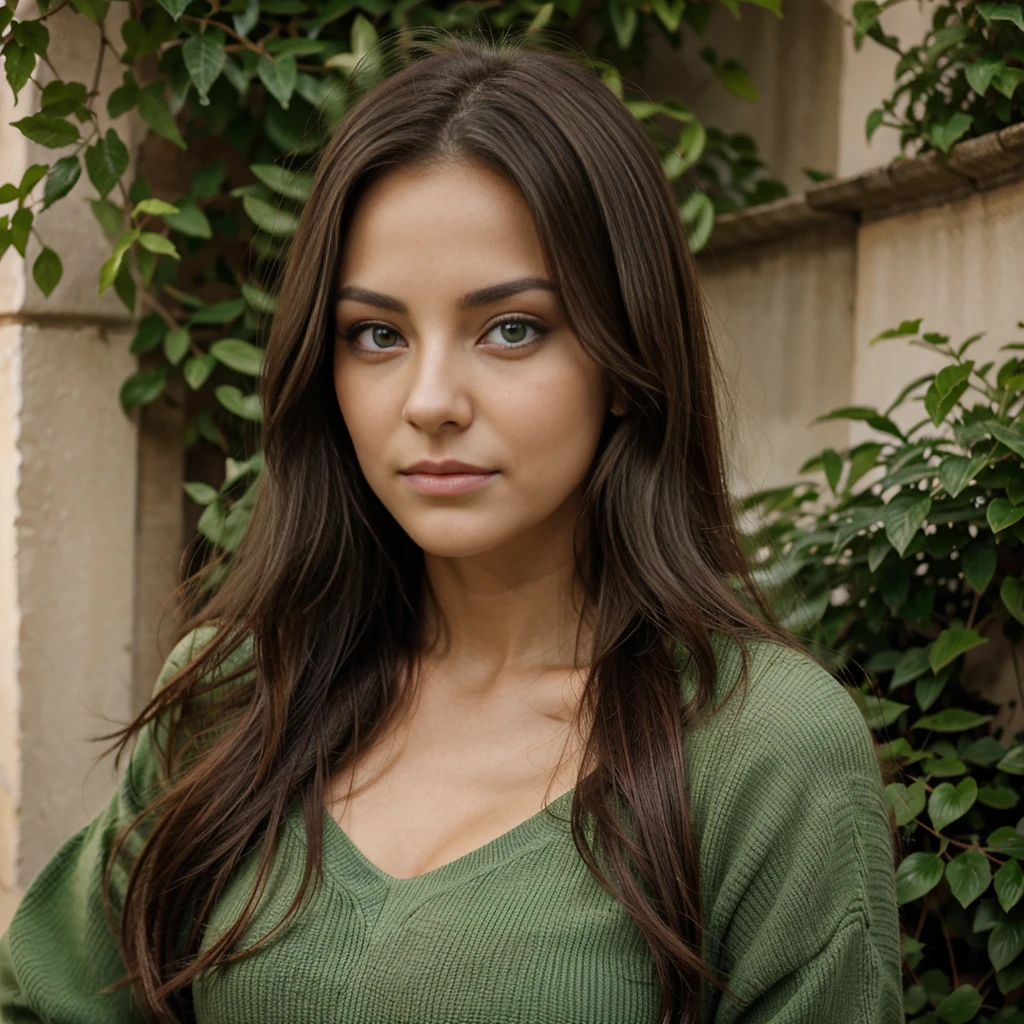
700 220 857 496
0 1 163 931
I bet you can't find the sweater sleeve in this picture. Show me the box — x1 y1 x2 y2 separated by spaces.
690 641 906 1024
0 628 216 1024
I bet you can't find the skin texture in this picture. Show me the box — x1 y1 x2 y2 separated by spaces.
329 159 620 878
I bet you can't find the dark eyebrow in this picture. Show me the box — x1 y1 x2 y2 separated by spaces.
335 277 556 314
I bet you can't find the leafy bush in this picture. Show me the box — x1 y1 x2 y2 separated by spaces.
740 317 1024 1022
0 0 782 571
856 0 1024 154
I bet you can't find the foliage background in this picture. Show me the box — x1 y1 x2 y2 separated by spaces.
4 0 1024 1019
742 318 1024 1023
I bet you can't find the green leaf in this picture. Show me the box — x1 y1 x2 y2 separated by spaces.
18 164 47 195
923 755 966 777
1002 577 1024 626
930 111 974 154
885 780 927 826
155 0 191 19
989 826 1024 859
946 848 991 910
939 454 989 498
164 199 211 239
913 708 994 733
182 30 225 105
990 423 1024 460
43 155 81 208
994 66 1024 100
11 114 79 148
714 59 759 102
183 353 217 390
138 82 186 150
926 362 973 425
215 385 262 422
974 898 1003 932
963 737 1007 765
865 108 884 142
891 646 933 689
72 0 113 24
849 684 910 728
996 955 1024 995
39 80 87 120
132 198 181 218
930 627 988 673
650 0 685 32
936 984 982 1024
607 0 638 48
183 481 219 505
884 494 932 556
4 42 36 101
962 542 997 593
929 776 978 833
680 191 714 253
190 299 245 325
137 232 179 259
978 2 1024 31
242 194 299 237
257 54 298 109
84 129 129 198
163 326 190 365
998 745 1024 775
916 673 951 712
119 367 166 413
896 851 944 904
129 314 166 354
249 163 313 202
988 498 1024 533
989 917 1024 971
32 247 62 297
871 318 922 343
240 281 278 315
978 786 1019 810
90 198 124 240
98 228 140 293
210 338 264 376
108 70 139 118
10 209 32 257
995 859 1024 913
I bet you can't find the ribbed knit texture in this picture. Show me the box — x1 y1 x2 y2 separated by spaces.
1 630 905 1023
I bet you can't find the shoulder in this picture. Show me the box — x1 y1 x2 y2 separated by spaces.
685 633 880 786
153 624 256 697
684 636 903 1008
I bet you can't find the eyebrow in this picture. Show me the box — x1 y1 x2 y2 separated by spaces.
335 277 557 314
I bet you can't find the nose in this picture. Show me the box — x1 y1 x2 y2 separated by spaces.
401 335 473 433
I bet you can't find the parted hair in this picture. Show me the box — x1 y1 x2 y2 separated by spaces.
102 27 803 1024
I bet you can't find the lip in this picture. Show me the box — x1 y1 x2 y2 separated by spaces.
400 459 494 475
398 460 498 497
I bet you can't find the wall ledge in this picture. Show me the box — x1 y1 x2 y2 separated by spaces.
707 122 1024 254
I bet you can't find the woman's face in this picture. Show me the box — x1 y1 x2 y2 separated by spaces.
333 159 614 560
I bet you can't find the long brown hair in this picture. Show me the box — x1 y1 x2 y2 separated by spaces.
104 27 807 1024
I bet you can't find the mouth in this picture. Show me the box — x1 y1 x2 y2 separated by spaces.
398 467 498 496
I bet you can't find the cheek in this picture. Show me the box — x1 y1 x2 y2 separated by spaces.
499 362 607 487
334 371 390 478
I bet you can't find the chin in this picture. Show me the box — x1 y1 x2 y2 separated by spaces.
393 509 528 560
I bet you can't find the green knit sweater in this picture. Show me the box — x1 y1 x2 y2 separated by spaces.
1 629 905 1023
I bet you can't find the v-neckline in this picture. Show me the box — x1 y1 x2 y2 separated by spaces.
315 785 577 891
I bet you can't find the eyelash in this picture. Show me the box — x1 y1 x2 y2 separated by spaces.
342 315 550 354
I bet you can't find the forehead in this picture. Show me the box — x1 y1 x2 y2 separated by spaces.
337 160 550 286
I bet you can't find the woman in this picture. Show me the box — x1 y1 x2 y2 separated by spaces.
0 29 903 1024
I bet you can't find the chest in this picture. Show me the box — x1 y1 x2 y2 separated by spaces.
193 812 661 1024
324 667 587 878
